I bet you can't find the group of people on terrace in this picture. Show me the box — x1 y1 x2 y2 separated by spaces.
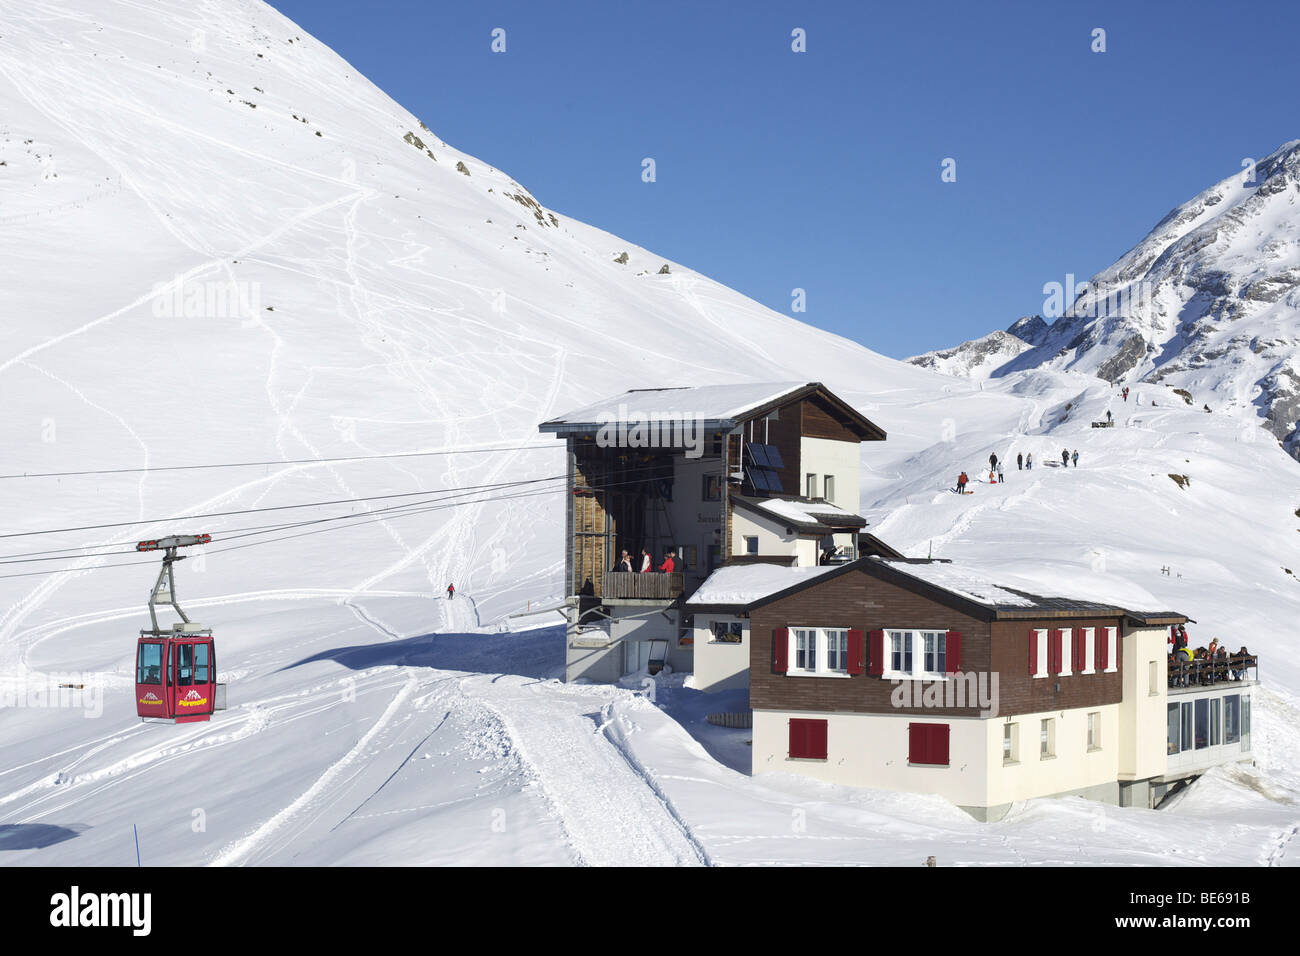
1168 623 1254 687
614 548 676 573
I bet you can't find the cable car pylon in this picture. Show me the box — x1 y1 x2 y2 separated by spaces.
133 533 225 722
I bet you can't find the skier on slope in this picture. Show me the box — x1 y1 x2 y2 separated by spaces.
989 452 998 473
1017 452 1023 470
1072 449 1079 468
956 471 968 495
446 583 455 600
1062 448 1070 467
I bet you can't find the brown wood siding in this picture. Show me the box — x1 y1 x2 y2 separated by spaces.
801 395 862 443
990 618 1124 715
744 403 801 496
750 568 1124 718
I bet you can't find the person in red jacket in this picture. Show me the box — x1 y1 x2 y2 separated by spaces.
446 583 455 600
658 552 675 573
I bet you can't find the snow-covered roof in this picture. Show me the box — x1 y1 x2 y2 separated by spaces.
539 382 809 431
747 496 868 531
873 559 1037 608
685 563 840 607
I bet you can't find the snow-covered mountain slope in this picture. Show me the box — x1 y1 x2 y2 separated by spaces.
0 0 941 640
920 141 1300 454
3 1 1300 867
905 316 1047 380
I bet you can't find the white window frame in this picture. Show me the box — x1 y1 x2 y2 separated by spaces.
882 629 949 681
744 535 758 555
1080 627 1096 674
805 473 818 498
787 626 851 678
1040 717 1056 759
1058 628 1073 676
1086 711 1101 752
823 475 835 503
1103 627 1118 672
1002 722 1019 766
1033 629 1049 679
1148 660 1159 697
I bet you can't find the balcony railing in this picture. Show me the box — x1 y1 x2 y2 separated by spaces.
603 572 685 601
1168 653 1257 690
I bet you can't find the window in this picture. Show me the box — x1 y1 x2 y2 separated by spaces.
794 628 816 672
710 621 743 644
1167 702 1180 755
909 723 949 766
923 632 946 674
1040 718 1055 759
744 535 758 555
1086 712 1100 751
1194 698 1209 750
1224 694 1240 744
826 629 848 672
1103 627 1118 672
789 718 827 760
1002 723 1019 765
1210 697 1221 746
805 473 818 498
1180 701 1193 753
702 474 721 501
1148 660 1159 696
137 642 163 685
1057 629 1073 676
884 630 948 679
824 475 835 503
195 642 211 683
177 643 194 686
1242 695 1251 750
1030 629 1048 678
788 627 853 676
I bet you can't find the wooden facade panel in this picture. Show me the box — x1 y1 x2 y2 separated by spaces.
749 568 992 717
990 619 1124 715
801 395 861 442
750 568 1125 719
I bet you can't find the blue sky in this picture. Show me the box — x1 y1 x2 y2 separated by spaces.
270 0 1299 359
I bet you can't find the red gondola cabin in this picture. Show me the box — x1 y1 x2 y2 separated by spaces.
136 632 216 722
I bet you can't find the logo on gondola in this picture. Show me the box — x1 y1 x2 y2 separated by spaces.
178 689 208 708
138 691 163 706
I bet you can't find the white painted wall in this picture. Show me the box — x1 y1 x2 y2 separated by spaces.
730 507 798 559
753 703 1123 809
691 613 750 692
752 708 991 807
800 436 861 512
984 704 1120 806
1119 626 1168 781
663 453 725 583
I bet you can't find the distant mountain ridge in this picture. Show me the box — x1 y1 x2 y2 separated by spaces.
908 140 1300 452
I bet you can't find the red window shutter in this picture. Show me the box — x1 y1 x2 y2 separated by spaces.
1098 627 1110 670
868 629 884 676
1050 629 1062 675
933 724 950 765
808 719 828 759
946 630 962 673
790 718 826 759
1029 630 1038 675
847 629 864 675
908 723 924 763
1073 631 1084 672
773 627 789 673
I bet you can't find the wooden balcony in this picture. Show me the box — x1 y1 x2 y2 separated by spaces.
603 572 685 601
